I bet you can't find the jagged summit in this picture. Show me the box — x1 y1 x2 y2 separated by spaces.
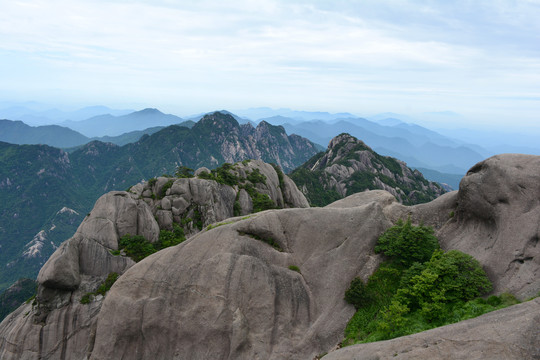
290 133 445 206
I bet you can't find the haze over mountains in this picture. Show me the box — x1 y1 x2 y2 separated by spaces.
4 102 536 191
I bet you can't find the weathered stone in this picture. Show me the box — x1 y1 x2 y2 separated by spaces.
37 237 81 290
194 167 210 176
237 188 253 215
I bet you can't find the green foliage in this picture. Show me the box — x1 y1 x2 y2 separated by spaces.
80 294 91 304
288 265 301 273
233 200 241 216
251 192 276 212
175 166 194 178
247 168 267 184
197 170 213 180
344 221 503 346
95 272 119 296
193 208 203 230
375 218 439 267
118 224 186 263
159 179 174 199
289 166 342 207
344 278 372 309
119 234 156 262
155 223 186 250
147 178 157 187
214 163 240 186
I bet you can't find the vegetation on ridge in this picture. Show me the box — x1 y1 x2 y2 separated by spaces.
343 219 515 345
290 133 445 207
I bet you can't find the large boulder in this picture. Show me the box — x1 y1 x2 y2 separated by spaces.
0 191 154 360
89 194 392 359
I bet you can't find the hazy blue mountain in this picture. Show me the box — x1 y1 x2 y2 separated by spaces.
412 167 463 191
0 120 90 148
60 108 184 137
0 119 195 149
0 103 133 126
234 107 356 121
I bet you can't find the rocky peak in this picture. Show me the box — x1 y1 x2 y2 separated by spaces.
290 133 445 206
195 111 240 132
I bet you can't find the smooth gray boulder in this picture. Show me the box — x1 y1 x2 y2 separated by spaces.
90 201 391 360
436 154 540 299
0 191 154 360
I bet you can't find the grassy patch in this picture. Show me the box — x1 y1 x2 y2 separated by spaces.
288 265 301 273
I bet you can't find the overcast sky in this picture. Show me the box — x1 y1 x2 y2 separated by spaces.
0 0 538 128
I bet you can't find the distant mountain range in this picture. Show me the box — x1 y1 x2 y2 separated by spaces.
0 103 133 126
4 104 539 190
58 108 185 137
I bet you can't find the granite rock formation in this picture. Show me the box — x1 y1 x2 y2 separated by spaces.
290 133 446 206
0 154 539 359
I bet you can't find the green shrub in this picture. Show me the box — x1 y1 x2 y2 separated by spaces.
288 265 301 273
197 171 213 180
80 272 119 304
159 179 174 199
175 166 194 178
95 272 119 296
344 220 503 345
119 234 156 262
156 223 185 250
247 168 267 184
148 178 157 187
80 294 92 304
375 218 439 267
344 278 372 309
251 192 276 213
233 200 241 216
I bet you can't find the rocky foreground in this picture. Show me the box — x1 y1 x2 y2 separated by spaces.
1 154 539 359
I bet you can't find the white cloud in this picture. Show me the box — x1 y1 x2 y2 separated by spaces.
0 0 538 125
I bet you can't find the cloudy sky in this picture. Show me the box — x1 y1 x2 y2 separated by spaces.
0 0 538 128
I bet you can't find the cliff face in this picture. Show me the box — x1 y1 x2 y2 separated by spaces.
290 133 446 206
1 154 539 359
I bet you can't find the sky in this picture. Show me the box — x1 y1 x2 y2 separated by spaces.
0 0 539 129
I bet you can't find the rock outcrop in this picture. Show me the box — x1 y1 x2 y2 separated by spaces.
290 133 446 206
130 159 309 236
0 154 539 359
